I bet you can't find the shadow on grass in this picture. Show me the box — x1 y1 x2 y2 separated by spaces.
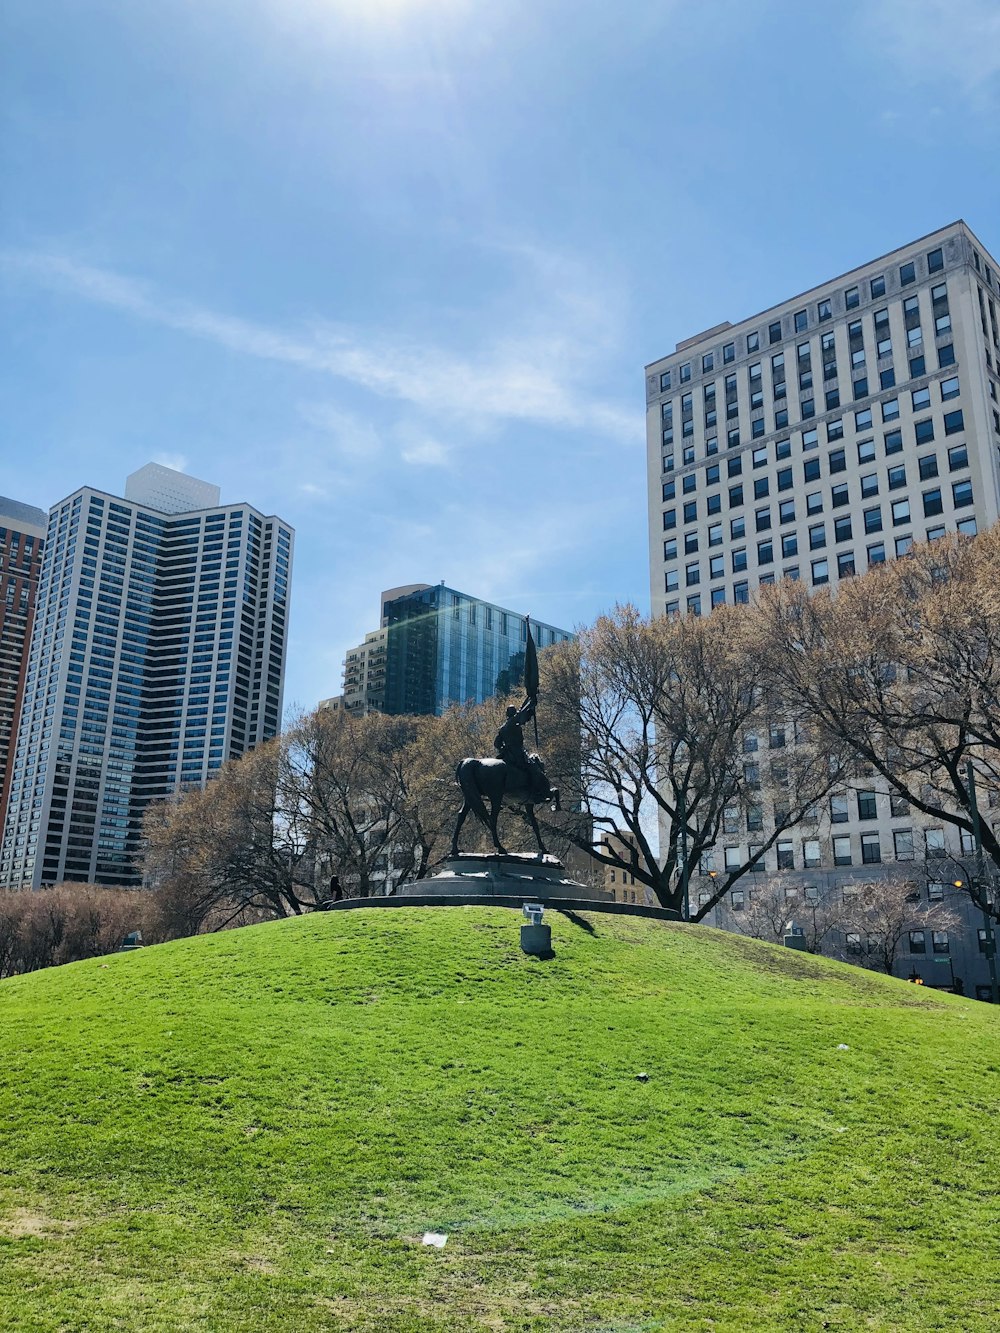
557 910 597 936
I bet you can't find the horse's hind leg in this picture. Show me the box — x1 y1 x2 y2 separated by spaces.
525 803 547 856
451 801 470 857
490 796 509 855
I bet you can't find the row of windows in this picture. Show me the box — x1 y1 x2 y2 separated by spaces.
666 478 974 564
706 882 956 944
663 300 953 424
665 371 960 442
665 449 969 548
659 246 950 391
711 825 946 873
665 502 976 570
662 347 958 459
664 518 979 612
665 376 960 453
666 430 966 509
845 928 953 955
661 446 969 533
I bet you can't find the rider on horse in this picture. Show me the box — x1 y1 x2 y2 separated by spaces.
494 698 548 802
450 622 560 857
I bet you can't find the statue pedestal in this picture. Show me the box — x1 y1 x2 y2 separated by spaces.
396 852 613 903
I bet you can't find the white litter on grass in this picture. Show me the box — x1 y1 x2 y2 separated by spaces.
836 1043 850 1050
422 1232 448 1248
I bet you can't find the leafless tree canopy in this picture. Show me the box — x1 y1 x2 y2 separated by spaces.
140 703 515 923
0 884 163 979
718 872 960 976
719 875 844 954
837 876 961 977
758 527 1000 910
541 604 846 916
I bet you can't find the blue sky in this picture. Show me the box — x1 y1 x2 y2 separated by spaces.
2 0 999 715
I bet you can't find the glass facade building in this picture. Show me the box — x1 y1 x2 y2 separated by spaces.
0 466 293 888
381 583 572 716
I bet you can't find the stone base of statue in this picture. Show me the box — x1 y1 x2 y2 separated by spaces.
396 852 613 903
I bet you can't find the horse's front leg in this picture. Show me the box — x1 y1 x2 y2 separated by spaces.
490 796 509 855
525 803 547 856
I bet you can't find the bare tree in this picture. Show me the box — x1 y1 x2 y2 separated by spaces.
836 875 960 977
391 702 510 879
0 884 161 978
142 738 317 925
541 604 846 917
721 876 846 952
759 528 1000 919
287 708 421 898
141 703 505 915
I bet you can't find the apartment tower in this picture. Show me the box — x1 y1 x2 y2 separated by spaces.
0 497 47 832
0 464 293 889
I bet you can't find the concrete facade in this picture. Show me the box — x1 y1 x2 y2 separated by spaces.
600 828 657 907
0 466 293 888
645 221 1000 997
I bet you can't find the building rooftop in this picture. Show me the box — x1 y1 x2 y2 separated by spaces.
646 219 986 369
124 463 222 515
0 496 48 535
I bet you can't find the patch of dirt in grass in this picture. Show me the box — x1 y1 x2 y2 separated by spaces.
242 1254 278 1274
713 932 948 1003
314 1289 584 1329
0 1209 79 1239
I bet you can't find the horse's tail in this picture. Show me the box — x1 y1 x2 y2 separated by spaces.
456 758 493 830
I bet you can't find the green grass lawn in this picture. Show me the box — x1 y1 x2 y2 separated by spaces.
0 907 998 1331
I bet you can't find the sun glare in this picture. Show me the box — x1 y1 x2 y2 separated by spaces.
318 0 466 20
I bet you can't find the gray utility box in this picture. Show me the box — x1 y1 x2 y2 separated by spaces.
783 925 808 951
520 923 551 955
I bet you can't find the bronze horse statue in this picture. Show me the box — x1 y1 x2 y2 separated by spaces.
451 757 560 857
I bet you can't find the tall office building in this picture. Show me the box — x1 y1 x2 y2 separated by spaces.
0 464 293 889
645 221 1000 995
0 497 47 832
333 582 572 717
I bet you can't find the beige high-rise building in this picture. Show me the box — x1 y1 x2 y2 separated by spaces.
645 221 1000 997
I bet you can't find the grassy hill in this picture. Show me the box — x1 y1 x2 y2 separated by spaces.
0 906 997 1332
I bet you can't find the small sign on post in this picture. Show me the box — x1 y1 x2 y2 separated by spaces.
520 902 551 956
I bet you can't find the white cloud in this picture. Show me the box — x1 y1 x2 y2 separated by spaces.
868 0 1000 93
397 426 449 467
297 402 382 462
2 248 637 442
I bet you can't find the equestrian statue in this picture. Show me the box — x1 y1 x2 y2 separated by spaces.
451 620 560 857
